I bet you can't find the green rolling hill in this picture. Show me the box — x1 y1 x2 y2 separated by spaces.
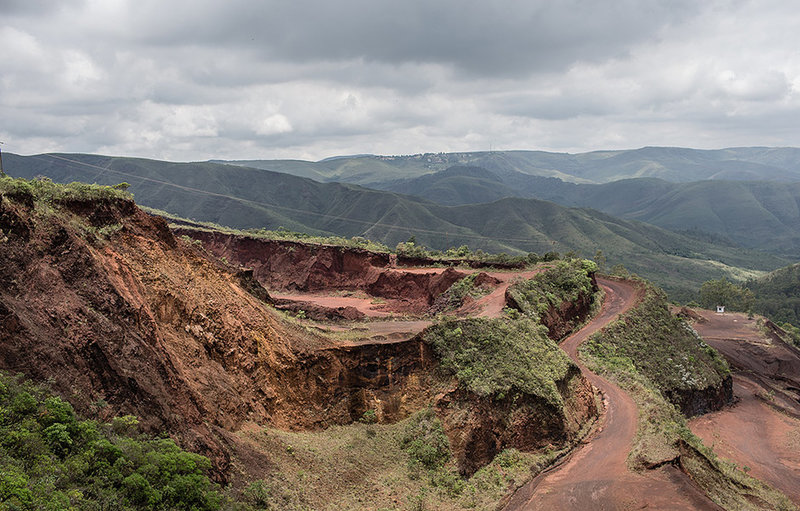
748 262 800 328
216 146 800 186
4 152 792 300
379 165 800 257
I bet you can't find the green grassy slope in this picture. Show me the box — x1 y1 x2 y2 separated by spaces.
4 153 790 300
380 164 800 256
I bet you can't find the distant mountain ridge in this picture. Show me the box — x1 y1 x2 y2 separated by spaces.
376 165 800 257
4 152 791 300
215 146 800 186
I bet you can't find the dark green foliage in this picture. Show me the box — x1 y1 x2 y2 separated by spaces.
0 372 223 510
699 279 754 312
582 285 730 393
507 259 596 322
747 262 800 328
423 317 573 405
400 409 451 471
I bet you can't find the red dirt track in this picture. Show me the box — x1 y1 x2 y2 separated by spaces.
273 268 540 344
505 278 723 511
688 309 800 505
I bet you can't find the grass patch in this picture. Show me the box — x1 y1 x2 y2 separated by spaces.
423 317 573 405
507 259 596 322
237 410 567 511
1 175 132 203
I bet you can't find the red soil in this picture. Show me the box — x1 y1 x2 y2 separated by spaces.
505 278 723 511
688 309 800 505
273 268 540 344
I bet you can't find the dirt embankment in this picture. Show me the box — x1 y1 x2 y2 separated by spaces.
688 309 800 504
176 229 473 315
1 196 603 482
438 365 596 476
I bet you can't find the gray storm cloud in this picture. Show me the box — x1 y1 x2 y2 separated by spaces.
1 0 798 160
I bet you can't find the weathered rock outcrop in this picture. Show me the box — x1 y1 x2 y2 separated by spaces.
436 365 597 476
665 375 734 417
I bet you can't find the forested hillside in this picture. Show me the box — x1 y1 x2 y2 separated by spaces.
5 153 790 300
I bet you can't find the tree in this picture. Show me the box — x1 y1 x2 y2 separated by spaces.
699 279 754 312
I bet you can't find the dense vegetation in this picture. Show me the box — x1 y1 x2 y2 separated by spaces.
424 317 573 406
582 283 729 394
698 278 755 312
506 259 597 322
748 262 800 329
0 372 224 511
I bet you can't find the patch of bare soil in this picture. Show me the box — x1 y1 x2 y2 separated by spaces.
688 309 800 505
505 279 723 511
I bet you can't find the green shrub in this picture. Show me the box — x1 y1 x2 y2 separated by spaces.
0 371 225 510
423 317 573 405
507 259 596 322
401 409 451 471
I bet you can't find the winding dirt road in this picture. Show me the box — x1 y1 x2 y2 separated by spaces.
505 278 722 511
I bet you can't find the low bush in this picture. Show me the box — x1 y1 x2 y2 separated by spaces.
423 317 573 405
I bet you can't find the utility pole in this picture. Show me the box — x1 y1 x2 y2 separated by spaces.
0 142 5 177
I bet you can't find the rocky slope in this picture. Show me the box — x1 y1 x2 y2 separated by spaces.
0 180 603 483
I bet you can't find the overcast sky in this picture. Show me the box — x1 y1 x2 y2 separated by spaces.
1 0 799 161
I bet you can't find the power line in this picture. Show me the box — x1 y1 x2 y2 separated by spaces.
34 153 546 247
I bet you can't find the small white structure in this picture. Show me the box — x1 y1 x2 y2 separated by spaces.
716 305 725 314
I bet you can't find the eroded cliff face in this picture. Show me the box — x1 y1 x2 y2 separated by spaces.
436 365 597 476
0 193 331 478
174 229 391 292
1 194 601 480
665 376 733 417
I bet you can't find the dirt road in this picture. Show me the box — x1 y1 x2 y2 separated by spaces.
505 278 722 511
274 268 539 344
689 310 800 505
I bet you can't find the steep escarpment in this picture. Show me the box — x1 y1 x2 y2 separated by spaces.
1 178 605 488
0 179 337 478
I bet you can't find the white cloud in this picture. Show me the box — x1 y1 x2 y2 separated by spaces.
1 0 800 161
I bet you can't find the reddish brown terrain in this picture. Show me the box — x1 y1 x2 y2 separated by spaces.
8 190 784 508
505 279 723 511
177 228 599 475
0 193 598 485
687 309 800 505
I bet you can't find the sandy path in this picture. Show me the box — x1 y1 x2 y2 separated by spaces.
689 310 800 505
275 268 541 343
505 278 722 511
